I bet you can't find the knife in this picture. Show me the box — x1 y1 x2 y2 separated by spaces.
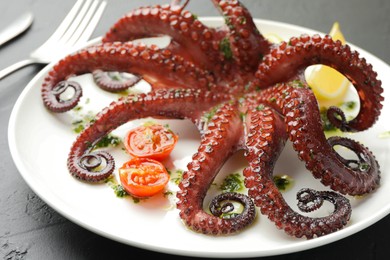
0 12 34 47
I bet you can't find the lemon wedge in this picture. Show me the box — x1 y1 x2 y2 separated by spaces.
264 32 284 44
306 22 350 105
329 22 346 44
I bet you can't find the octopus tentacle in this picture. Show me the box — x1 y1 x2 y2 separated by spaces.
326 106 349 131
212 0 271 71
102 4 223 70
42 41 214 112
102 5 185 42
92 70 142 92
247 83 380 195
177 101 256 235
68 89 232 181
254 34 384 131
243 105 351 238
42 80 83 113
327 136 380 185
209 192 255 220
71 150 115 181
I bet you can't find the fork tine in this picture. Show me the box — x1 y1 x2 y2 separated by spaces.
66 0 107 47
59 0 94 45
76 0 107 44
42 0 86 45
0 0 106 79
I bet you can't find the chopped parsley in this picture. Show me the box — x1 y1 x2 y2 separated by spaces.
341 101 357 110
72 123 85 134
290 80 305 88
73 105 83 112
219 37 233 60
223 15 234 30
239 112 246 121
163 191 174 197
105 176 128 198
219 173 244 193
273 174 294 192
202 105 221 123
256 104 265 111
268 97 276 103
105 177 142 203
221 212 240 219
320 106 337 132
170 169 184 185
93 134 121 149
238 15 246 25
71 110 96 134
359 162 370 171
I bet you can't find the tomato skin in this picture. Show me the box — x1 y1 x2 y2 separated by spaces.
124 124 178 161
119 157 170 198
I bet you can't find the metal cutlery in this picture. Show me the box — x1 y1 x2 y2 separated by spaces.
0 12 33 47
0 0 107 80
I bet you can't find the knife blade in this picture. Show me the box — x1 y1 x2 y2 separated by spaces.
0 12 34 47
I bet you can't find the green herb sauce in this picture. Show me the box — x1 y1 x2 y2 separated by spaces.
71 110 96 134
256 104 265 111
219 37 233 60
219 173 244 193
94 134 121 149
378 131 390 138
170 169 184 185
202 105 222 124
273 174 294 192
105 177 128 198
340 101 356 110
290 80 305 88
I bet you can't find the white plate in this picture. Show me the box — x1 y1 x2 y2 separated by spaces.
8 18 390 258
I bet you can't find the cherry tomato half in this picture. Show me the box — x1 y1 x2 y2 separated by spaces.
119 157 170 198
124 123 178 161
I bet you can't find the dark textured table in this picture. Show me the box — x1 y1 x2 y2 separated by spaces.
1 0 389 259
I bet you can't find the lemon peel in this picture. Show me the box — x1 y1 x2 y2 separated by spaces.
264 32 284 44
306 22 350 106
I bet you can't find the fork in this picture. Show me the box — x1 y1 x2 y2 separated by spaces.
0 0 107 80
